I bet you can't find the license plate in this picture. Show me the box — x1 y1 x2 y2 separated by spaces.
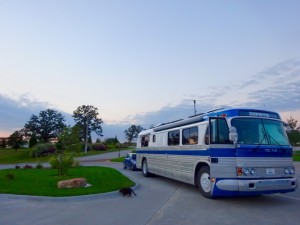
266 168 275 175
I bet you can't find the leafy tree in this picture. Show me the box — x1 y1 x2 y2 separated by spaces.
58 125 81 150
29 133 38 148
1 138 6 148
286 116 298 131
8 130 24 150
73 105 103 153
104 136 120 145
24 109 66 142
124 125 144 143
286 116 300 146
287 130 300 146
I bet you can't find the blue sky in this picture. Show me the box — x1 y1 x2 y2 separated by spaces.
0 0 300 141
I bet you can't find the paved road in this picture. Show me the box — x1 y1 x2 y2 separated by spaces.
0 152 299 225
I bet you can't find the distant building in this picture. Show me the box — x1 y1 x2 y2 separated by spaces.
0 137 9 148
0 137 9 143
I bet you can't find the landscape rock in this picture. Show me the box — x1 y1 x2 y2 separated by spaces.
57 178 87 189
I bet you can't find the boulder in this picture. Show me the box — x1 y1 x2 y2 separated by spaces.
57 178 87 189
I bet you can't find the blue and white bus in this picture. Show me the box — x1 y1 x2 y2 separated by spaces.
136 108 297 198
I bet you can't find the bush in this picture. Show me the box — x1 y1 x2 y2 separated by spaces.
30 143 57 157
23 164 32 169
92 143 107 151
36 162 44 169
49 153 75 176
6 173 15 180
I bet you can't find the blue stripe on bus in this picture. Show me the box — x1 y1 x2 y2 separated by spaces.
136 146 292 158
136 149 211 156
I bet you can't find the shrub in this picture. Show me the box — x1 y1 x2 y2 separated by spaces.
23 164 32 169
92 143 107 151
72 159 80 167
6 173 15 180
49 153 75 176
15 165 20 169
30 143 57 157
36 162 44 169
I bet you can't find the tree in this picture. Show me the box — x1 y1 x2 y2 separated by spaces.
286 116 300 146
29 133 38 148
124 125 144 143
104 136 120 145
73 105 103 154
286 116 298 131
25 109 66 142
58 125 81 150
1 138 6 148
8 130 24 150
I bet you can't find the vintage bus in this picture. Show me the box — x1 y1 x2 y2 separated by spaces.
136 108 297 198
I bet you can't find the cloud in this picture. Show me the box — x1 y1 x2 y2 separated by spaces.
130 58 300 126
0 94 129 141
0 94 74 135
0 94 47 133
1 58 299 141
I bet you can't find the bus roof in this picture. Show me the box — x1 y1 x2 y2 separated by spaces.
139 108 281 134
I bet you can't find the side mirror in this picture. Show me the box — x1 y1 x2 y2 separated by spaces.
229 127 238 145
283 123 292 133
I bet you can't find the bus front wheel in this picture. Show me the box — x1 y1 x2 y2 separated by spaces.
142 159 150 177
196 166 212 198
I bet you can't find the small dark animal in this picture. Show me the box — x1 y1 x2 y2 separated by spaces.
119 187 137 197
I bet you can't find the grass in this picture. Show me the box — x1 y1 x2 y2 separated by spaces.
110 157 125 163
293 151 300 161
0 166 135 197
0 148 129 164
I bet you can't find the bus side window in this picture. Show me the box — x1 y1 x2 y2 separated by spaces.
210 118 230 144
168 130 180 146
141 135 149 147
182 126 198 145
152 135 156 143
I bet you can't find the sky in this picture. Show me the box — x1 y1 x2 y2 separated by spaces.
1 0 300 142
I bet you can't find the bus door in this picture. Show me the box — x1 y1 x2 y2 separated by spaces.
209 117 236 179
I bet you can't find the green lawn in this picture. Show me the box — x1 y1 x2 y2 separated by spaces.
293 151 300 161
110 157 125 162
0 166 135 197
0 148 128 164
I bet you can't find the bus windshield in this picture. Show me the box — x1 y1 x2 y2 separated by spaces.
231 118 289 145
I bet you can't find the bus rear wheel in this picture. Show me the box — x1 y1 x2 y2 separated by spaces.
197 166 212 198
142 159 150 177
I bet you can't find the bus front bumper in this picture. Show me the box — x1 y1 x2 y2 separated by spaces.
214 178 297 193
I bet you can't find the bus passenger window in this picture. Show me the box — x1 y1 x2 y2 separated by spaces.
168 130 180 145
141 134 149 147
182 127 198 145
152 135 156 143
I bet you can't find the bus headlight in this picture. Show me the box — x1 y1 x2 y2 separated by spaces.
284 167 295 175
243 168 250 176
250 168 256 175
237 167 256 176
284 168 290 175
288 167 295 175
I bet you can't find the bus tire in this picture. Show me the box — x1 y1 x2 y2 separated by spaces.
142 159 150 177
196 166 212 198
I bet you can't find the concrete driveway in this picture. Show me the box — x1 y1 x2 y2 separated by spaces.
0 151 299 225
